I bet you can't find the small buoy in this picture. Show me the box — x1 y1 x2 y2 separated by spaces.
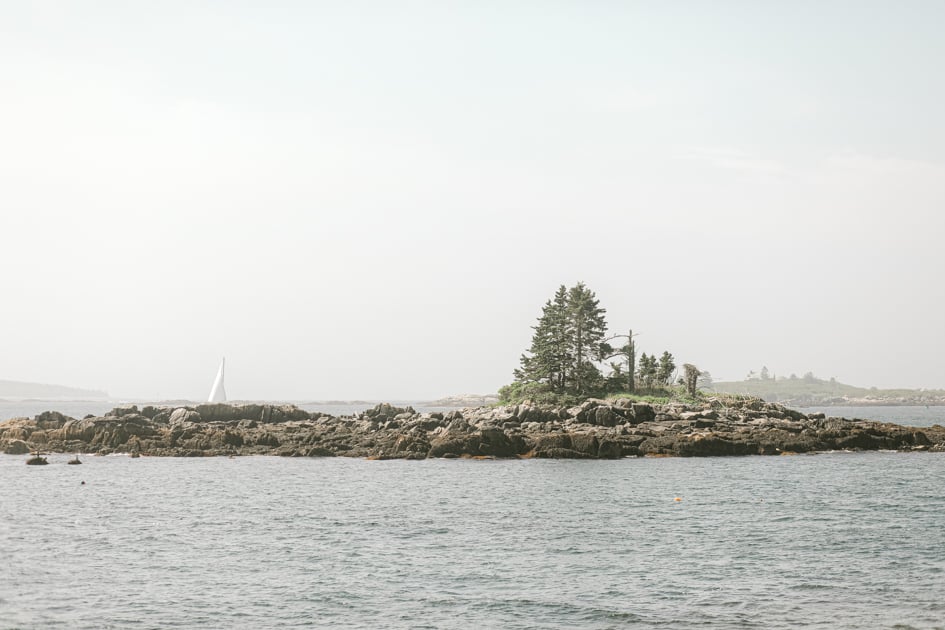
674 497 682 502
81 481 86 485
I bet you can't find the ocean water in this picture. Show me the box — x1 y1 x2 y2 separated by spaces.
798 406 945 427
2 453 944 629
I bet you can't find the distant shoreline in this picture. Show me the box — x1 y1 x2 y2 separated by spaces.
794 401 945 408
711 378 945 408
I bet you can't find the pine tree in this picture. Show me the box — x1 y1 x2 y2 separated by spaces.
638 353 657 388
514 282 608 396
565 283 607 394
656 351 676 386
514 286 569 392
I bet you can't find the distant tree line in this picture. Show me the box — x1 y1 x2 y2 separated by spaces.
744 368 836 385
500 282 705 404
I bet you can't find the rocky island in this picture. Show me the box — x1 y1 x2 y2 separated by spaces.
2 397 943 460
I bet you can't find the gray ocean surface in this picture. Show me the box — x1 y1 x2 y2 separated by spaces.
2 452 945 629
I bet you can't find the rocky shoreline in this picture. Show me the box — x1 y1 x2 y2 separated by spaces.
2 398 944 460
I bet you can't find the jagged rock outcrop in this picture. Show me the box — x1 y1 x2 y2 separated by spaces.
2 399 943 460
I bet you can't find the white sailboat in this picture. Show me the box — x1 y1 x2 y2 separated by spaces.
208 358 227 403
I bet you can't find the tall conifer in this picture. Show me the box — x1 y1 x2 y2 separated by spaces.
515 282 608 396
656 351 676 386
565 283 607 394
515 286 570 392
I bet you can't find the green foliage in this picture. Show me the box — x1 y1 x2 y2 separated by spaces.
638 353 657 388
601 330 637 393
509 282 703 404
497 381 583 406
514 286 570 392
566 283 607 394
656 351 676 386
607 391 671 405
607 384 710 406
515 282 608 396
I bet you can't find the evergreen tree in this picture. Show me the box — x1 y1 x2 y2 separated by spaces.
514 286 569 392
514 282 608 396
656 351 676 386
565 283 607 394
638 353 657 388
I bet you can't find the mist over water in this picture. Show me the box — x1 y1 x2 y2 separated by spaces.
3 454 944 629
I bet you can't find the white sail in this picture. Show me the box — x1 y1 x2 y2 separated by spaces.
208 358 226 402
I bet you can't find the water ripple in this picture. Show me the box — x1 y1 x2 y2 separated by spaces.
1 453 944 628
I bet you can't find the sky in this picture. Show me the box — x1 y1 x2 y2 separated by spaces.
2 1 944 401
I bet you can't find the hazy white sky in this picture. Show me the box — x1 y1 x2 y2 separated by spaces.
2 1 944 400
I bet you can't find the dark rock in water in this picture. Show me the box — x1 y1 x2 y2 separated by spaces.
4 439 30 455
428 431 482 458
26 455 48 465
597 439 623 459
531 433 572 454
68 455 82 464
569 432 600 456
479 427 518 457
533 447 594 459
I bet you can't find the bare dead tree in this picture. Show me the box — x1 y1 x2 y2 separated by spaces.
683 363 701 397
603 329 637 392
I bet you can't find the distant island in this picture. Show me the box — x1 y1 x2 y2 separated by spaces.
710 372 945 407
424 394 499 407
0 379 108 401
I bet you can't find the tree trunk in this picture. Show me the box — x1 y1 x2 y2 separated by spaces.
626 329 635 393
